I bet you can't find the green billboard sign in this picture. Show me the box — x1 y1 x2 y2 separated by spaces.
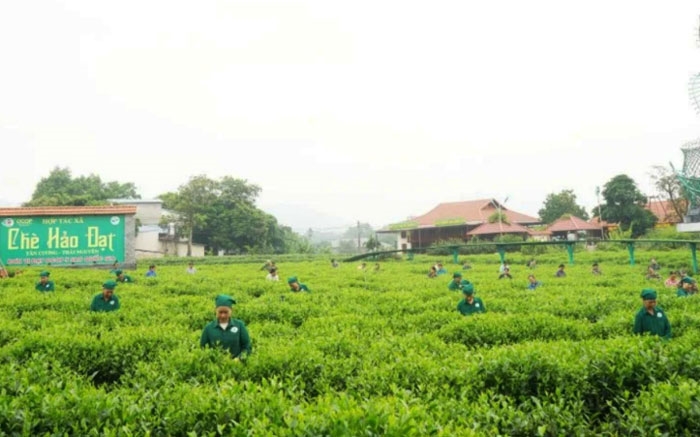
388 220 419 231
0 215 125 267
435 217 466 227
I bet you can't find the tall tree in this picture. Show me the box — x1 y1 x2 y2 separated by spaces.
343 223 374 239
649 165 688 221
600 174 657 238
538 189 589 224
159 175 219 256
25 167 140 206
162 175 304 255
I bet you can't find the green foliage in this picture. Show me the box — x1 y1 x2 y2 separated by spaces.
343 223 375 239
160 175 305 255
538 189 589 224
1 250 700 434
601 174 658 237
487 211 510 224
364 235 382 251
24 167 140 206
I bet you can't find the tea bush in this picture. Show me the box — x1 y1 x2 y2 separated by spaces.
1 250 699 435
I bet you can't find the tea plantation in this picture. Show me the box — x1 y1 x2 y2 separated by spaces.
1 249 700 436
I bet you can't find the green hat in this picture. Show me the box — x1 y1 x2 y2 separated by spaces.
681 276 696 284
39 271 50 277
640 289 657 300
461 282 474 294
215 294 236 308
287 276 298 284
453 272 462 278
103 280 117 290
114 269 123 276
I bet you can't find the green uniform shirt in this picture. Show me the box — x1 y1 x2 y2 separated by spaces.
290 283 310 292
200 319 252 358
448 280 462 291
457 297 486 316
633 306 671 339
90 293 121 312
677 287 689 297
117 275 133 283
35 280 55 292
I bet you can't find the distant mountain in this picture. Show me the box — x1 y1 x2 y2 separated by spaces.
260 203 352 235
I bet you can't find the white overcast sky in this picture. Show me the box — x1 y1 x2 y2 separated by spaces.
2 1 700 230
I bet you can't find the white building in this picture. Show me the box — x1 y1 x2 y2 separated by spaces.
109 199 205 258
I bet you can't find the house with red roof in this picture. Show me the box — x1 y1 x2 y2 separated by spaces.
546 215 603 240
378 199 540 249
645 199 686 227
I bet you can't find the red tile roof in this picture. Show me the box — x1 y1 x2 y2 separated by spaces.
547 215 601 232
0 205 137 217
467 221 534 236
645 199 684 224
588 217 616 228
408 199 539 228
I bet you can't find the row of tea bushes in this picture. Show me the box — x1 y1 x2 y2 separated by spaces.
1 250 699 434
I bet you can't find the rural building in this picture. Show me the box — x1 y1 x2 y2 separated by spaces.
466 222 533 240
377 199 540 249
646 199 685 227
109 199 205 258
546 215 602 240
589 217 617 237
0 205 137 268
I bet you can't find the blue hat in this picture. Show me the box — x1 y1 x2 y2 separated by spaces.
287 276 298 284
681 276 696 285
453 272 462 278
461 281 474 294
103 280 117 290
215 294 236 308
39 271 50 277
114 269 123 276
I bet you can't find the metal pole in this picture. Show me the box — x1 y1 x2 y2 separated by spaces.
566 242 575 265
690 242 698 274
627 243 636 266
596 186 604 240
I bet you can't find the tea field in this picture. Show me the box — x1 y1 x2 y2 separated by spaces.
1 249 700 436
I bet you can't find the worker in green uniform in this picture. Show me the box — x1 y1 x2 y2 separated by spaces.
448 272 464 291
200 294 252 361
90 280 121 312
35 271 55 292
457 282 486 316
114 269 134 283
287 276 310 292
677 276 697 297
633 289 671 339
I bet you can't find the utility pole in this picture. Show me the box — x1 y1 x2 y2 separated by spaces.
596 186 604 239
357 220 361 251
491 196 509 237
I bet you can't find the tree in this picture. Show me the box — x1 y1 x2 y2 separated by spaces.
364 235 381 251
649 165 688 221
336 240 358 254
24 167 140 206
600 174 657 238
159 175 219 256
161 175 305 255
538 189 589 224
343 223 374 239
